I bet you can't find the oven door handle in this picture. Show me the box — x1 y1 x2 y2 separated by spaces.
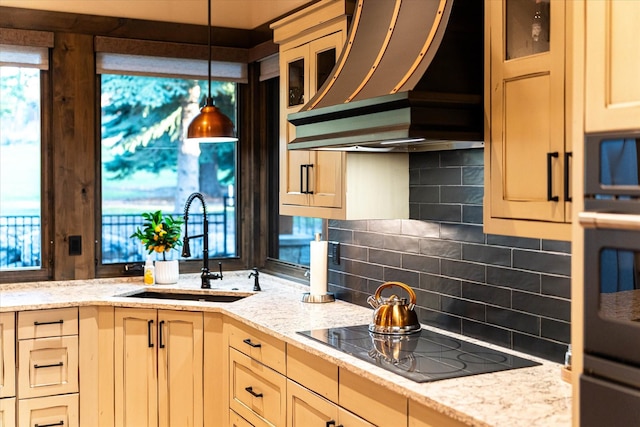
579 211 640 230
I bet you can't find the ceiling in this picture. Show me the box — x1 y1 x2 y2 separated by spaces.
0 0 313 29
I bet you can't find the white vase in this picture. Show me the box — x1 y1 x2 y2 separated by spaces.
155 260 179 284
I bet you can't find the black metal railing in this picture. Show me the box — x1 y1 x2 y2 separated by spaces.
1 197 237 268
0 215 41 268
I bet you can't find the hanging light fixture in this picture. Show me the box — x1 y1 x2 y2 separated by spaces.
186 0 238 142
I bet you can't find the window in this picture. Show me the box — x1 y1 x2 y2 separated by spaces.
100 75 238 265
0 66 42 269
96 48 246 267
0 34 52 278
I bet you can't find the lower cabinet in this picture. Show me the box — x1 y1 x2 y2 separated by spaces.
0 397 15 427
114 307 204 427
17 307 79 427
409 399 468 427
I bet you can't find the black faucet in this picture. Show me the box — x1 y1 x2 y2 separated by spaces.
182 192 223 289
249 267 261 291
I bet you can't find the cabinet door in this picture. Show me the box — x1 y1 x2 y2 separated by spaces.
280 32 345 212
0 312 15 399
338 407 375 427
487 0 567 223
157 310 203 427
585 1 640 132
280 43 313 207
0 397 15 427
114 308 157 427
287 379 338 427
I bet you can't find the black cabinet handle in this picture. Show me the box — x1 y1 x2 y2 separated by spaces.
245 386 263 398
326 421 336 427
242 338 261 348
34 319 63 326
34 362 63 369
35 422 64 427
148 320 154 348
547 152 559 202
305 164 314 194
300 164 306 193
564 152 572 202
159 320 165 349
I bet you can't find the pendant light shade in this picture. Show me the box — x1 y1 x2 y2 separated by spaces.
186 0 238 143
187 98 237 142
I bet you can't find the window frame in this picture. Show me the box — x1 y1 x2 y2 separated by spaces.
0 30 53 283
94 41 247 277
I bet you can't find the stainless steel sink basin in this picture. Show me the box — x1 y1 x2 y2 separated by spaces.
122 290 247 303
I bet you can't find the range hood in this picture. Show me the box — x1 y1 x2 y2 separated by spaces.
287 0 484 152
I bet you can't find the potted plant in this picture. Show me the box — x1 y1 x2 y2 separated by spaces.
131 210 184 284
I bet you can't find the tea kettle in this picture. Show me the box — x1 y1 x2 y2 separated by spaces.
367 281 421 334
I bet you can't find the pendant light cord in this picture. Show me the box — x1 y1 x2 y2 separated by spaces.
207 0 212 101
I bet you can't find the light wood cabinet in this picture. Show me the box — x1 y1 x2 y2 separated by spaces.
409 399 467 427
584 0 640 133
0 312 15 427
16 308 79 427
114 308 203 427
0 397 15 427
0 312 15 400
272 0 409 220
484 0 572 240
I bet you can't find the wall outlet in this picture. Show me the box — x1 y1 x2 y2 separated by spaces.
69 235 82 256
330 241 340 265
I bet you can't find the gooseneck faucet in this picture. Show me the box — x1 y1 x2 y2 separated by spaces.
182 192 223 289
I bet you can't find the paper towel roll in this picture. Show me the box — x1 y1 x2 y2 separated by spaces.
310 237 328 296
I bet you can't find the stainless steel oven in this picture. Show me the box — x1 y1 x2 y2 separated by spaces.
580 131 640 426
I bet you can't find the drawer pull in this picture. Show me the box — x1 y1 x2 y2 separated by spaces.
325 421 343 427
34 362 64 369
245 386 263 398
35 421 64 427
242 338 261 348
34 319 64 326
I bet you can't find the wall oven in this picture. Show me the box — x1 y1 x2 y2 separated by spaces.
580 131 640 426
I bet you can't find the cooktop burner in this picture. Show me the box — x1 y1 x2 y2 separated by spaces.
298 324 540 383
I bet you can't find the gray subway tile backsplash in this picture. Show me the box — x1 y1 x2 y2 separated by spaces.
327 148 571 363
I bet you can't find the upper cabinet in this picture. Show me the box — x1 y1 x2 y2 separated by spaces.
484 0 572 240
585 1 640 133
271 0 409 220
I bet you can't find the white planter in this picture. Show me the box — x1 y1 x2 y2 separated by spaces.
155 260 179 284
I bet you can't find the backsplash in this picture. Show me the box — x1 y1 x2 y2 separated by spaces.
327 148 571 363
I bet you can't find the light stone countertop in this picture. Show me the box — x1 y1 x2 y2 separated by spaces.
0 271 572 427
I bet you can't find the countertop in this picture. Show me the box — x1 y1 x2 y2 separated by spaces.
0 271 572 427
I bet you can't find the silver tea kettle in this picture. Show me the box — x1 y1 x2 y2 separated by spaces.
367 281 421 335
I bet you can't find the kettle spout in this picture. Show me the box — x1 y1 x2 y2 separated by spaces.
366 295 379 309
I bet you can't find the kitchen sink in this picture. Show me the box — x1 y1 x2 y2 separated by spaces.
121 290 247 303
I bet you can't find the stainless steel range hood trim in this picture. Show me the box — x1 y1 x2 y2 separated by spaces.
288 90 483 152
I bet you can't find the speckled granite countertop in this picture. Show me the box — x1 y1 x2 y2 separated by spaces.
0 271 572 427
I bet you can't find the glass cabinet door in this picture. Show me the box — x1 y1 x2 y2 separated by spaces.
505 0 550 60
288 57 305 107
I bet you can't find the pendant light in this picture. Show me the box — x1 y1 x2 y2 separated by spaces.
186 0 238 142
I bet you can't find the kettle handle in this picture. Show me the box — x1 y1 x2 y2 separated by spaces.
374 281 417 306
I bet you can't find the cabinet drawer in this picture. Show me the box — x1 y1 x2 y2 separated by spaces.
0 312 16 399
230 409 254 427
18 308 78 339
227 321 286 374
18 393 79 427
18 336 79 398
339 368 407 427
287 345 338 403
229 348 286 427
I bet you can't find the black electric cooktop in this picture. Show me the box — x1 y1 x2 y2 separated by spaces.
298 325 540 383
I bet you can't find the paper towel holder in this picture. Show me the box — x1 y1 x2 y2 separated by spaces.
301 292 335 303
